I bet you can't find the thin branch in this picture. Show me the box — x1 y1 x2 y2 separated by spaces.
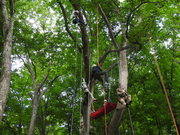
37 61 52 91
37 59 45 78
82 8 92 36
152 67 164 94
16 51 31 73
174 59 180 64
39 75 59 100
58 2 76 42
26 53 36 89
2 119 16 135
99 42 113 64
107 61 118 72
99 45 136 63
98 4 119 49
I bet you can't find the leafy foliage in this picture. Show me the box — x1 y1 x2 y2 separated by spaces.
0 0 180 134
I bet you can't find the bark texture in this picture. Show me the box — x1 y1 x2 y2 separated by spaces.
0 0 15 124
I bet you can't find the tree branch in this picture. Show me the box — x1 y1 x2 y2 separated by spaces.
58 2 76 42
37 61 52 92
82 8 92 36
2 119 16 135
174 59 180 64
107 61 118 72
26 53 37 89
39 68 67 100
98 4 119 49
99 45 136 63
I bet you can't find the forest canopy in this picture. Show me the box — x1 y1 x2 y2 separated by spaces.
0 0 180 135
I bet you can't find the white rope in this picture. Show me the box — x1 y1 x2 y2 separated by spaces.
79 52 83 135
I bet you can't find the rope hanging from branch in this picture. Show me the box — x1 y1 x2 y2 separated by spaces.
70 25 79 135
97 6 107 135
148 36 179 135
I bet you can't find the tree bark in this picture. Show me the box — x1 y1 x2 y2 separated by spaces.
0 0 15 124
98 3 129 134
28 92 40 135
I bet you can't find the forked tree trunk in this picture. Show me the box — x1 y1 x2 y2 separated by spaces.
0 0 15 124
18 54 59 134
107 43 128 135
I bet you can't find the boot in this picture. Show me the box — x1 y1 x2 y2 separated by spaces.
127 95 132 105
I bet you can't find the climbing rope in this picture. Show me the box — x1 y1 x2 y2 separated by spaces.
79 52 83 135
148 36 179 135
70 25 79 135
104 87 107 135
128 107 135 135
96 6 107 134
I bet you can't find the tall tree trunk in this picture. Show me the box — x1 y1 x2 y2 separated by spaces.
0 0 15 124
38 100 47 135
107 42 128 135
68 2 91 135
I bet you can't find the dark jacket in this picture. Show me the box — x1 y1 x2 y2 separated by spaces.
92 66 102 73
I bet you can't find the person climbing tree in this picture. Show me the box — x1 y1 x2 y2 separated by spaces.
117 88 132 107
92 64 109 92
71 10 87 26
103 99 107 106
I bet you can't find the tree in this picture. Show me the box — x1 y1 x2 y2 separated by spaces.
0 0 15 124
59 0 180 134
1 0 180 134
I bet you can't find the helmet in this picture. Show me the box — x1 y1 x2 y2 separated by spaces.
92 64 96 67
74 10 79 14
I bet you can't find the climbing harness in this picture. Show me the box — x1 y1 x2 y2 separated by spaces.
148 36 179 135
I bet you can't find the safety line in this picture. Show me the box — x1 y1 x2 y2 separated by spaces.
70 24 78 135
103 87 107 135
148 36 179 135
128 107 135 135
79 52 83 135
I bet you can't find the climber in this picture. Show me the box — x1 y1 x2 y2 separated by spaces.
117 88 132 107
82 78 97 102
103 99 107 106
71 10 87 26
92 64 109 92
